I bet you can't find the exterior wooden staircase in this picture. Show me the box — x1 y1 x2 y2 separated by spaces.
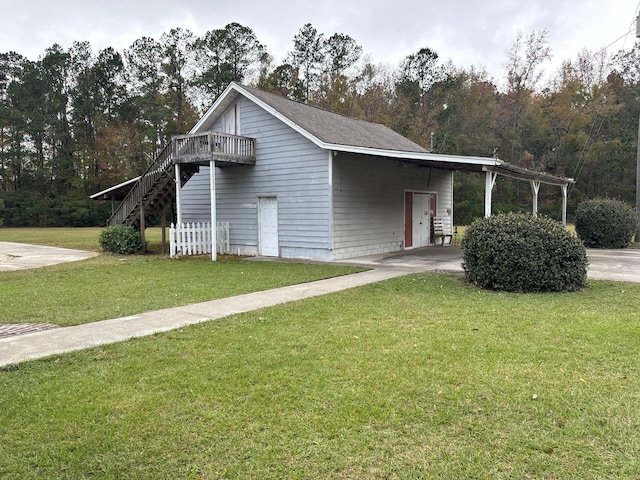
107 132 256 228
106 142 198 228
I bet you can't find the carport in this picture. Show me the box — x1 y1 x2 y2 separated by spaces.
482 162 574 225
391 153 574 226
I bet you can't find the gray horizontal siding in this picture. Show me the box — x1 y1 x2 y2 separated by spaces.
179 171 211 222
331 153 453 258
181 96 331 256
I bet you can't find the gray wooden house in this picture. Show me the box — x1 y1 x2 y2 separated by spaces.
97 82 572 261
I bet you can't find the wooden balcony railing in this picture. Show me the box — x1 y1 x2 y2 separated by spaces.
172 132 256 165
105 131 256 227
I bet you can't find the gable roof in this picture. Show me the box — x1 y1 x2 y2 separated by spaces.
191 83 573 185
192 82 495 167
239 85 428 154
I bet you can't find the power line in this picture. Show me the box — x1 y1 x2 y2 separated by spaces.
568 113 606 196
600 27 635 53
589 2 640 56
568 7 640 198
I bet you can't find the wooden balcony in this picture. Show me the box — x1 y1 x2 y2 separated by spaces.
172 131 256 167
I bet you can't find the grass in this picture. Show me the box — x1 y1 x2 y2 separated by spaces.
0 227 363 326
0 255 363 327
2 273 640 478
0 226 167 252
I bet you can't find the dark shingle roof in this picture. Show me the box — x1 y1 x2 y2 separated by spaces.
240 84 429 154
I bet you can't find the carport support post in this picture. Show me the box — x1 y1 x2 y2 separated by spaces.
174 163 184 257
484 170 498 218
530 180 541 217
562 184 568 227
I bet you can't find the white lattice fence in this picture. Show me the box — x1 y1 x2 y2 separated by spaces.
169 222 230 258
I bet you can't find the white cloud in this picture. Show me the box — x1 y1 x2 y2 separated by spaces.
2 0 638 85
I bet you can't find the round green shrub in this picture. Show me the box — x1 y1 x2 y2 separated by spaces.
575 197 638 249
461 213 588 293
99 225 146 254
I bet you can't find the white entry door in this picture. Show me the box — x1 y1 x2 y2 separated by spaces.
258 197 279 256
412 193 432 247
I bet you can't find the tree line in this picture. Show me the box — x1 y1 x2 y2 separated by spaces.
1 22 639 227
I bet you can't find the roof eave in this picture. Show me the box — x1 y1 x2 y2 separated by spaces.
198 85 485 167
325 143 501 167
232 84 329 148
483 164 574 186
89 176 141 200
190 83 243 133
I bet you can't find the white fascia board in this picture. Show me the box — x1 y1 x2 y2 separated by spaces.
189 83 240 134
234 85 327 146
89 176 141 199
193 83 325 145
328 143 502 167
202 84 502 169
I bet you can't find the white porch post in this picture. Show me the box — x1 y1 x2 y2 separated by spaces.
210 161 217 261
450 170 454 227
530 180 541 217
174 163 182 225
561 184 568 227
484 170 498 218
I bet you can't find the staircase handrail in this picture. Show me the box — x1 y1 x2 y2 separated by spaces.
106 131 256 227
107 142 174 226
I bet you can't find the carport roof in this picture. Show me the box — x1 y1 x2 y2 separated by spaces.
369 153 573 186
484 162 574 186
90 176 141 200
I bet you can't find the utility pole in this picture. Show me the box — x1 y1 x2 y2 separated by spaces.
636 14 640 240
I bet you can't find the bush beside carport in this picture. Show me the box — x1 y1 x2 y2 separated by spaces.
461 213 588 293
575 198 638 249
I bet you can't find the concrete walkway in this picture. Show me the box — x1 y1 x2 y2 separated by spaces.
0 266 413 367
2 243 640 367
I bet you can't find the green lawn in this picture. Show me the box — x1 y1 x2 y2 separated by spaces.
0 226 166 252
2 274 640 478
0 255 363 327
0 227 364 327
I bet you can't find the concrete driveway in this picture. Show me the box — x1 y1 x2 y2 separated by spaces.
342 245 640 283
342 246 465 273
2 240 638 282
585 249 640 283
0 242 97 272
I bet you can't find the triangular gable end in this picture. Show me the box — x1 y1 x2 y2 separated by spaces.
190 82 327 151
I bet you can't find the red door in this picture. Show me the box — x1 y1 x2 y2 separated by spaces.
404 192 413 248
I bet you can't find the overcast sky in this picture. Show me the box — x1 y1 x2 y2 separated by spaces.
2 0 639 84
